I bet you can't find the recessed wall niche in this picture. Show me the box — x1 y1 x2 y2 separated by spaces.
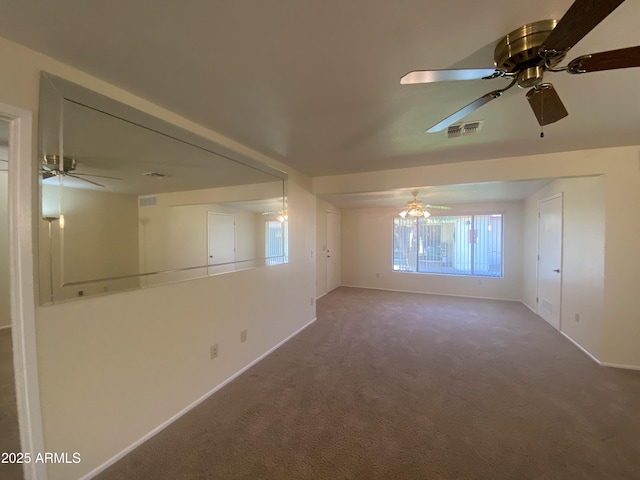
38 73 288 304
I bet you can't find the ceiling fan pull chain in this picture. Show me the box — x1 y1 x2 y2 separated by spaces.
540 89 544 138
540 102 544 138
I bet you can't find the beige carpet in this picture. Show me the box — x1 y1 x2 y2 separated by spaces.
96 287 640 479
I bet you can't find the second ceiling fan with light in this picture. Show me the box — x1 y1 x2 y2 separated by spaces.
399 191 451 218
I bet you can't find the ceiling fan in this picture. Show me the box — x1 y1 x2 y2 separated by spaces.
399 191 451 218
401 0 640 133
41 154 122 187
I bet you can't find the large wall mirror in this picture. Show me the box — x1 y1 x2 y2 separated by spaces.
38 72 288 304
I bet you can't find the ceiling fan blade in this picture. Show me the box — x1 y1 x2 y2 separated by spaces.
41 171 57 180
71 172 123 180
542 0 625 54
568 45 640 73
526 84 569 127
65 173 106 187
426 90 502 133
401 68 501 84
425 205 452 210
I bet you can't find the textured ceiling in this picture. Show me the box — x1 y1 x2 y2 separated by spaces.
1 0 638 181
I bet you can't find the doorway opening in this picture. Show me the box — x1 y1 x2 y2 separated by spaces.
1 103 46 480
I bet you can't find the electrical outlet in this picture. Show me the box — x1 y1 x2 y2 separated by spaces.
375 272 380 278
240 329 247 343
210 344 218 359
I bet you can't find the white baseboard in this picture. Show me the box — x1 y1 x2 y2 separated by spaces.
559 332 640 370
599 361 640 371
80 316 317 480
340 284 521 303
521 301 538 314
341 287 640 370
559 331 601 365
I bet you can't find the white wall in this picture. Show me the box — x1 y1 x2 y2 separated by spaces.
341 201 524 300
138 180 284 284
0 172 9 328
315 145 640 369
139 202 258 285
42 185 141 301
522 176 605 359
599 156 640 368
0 36 316 480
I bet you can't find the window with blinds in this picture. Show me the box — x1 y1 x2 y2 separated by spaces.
393 214 503 277
265 220 288 266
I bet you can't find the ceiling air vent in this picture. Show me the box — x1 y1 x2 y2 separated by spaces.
142 172 167 178
447 121 484 139
447 125 462 138
139 196 157 207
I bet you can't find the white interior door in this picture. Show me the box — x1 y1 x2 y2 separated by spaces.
537 195 563 330
207 213 236 275
326 211 341 292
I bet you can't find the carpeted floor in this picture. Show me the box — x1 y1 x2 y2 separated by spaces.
96 287 640 479
0 327 23 480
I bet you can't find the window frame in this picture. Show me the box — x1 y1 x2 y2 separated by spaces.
392 213 504 278
265 219 288 266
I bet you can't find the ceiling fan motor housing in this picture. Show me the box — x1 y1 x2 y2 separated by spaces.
494 19 564 88
43 154 77 173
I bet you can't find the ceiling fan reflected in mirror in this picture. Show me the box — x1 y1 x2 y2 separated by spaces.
401 0 640 134
41 154 122 187
399 191 451 218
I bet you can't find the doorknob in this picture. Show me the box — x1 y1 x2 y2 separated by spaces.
553 269 560 273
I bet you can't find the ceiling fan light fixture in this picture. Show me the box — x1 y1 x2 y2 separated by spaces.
276 208 288 223
399 191 432 218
